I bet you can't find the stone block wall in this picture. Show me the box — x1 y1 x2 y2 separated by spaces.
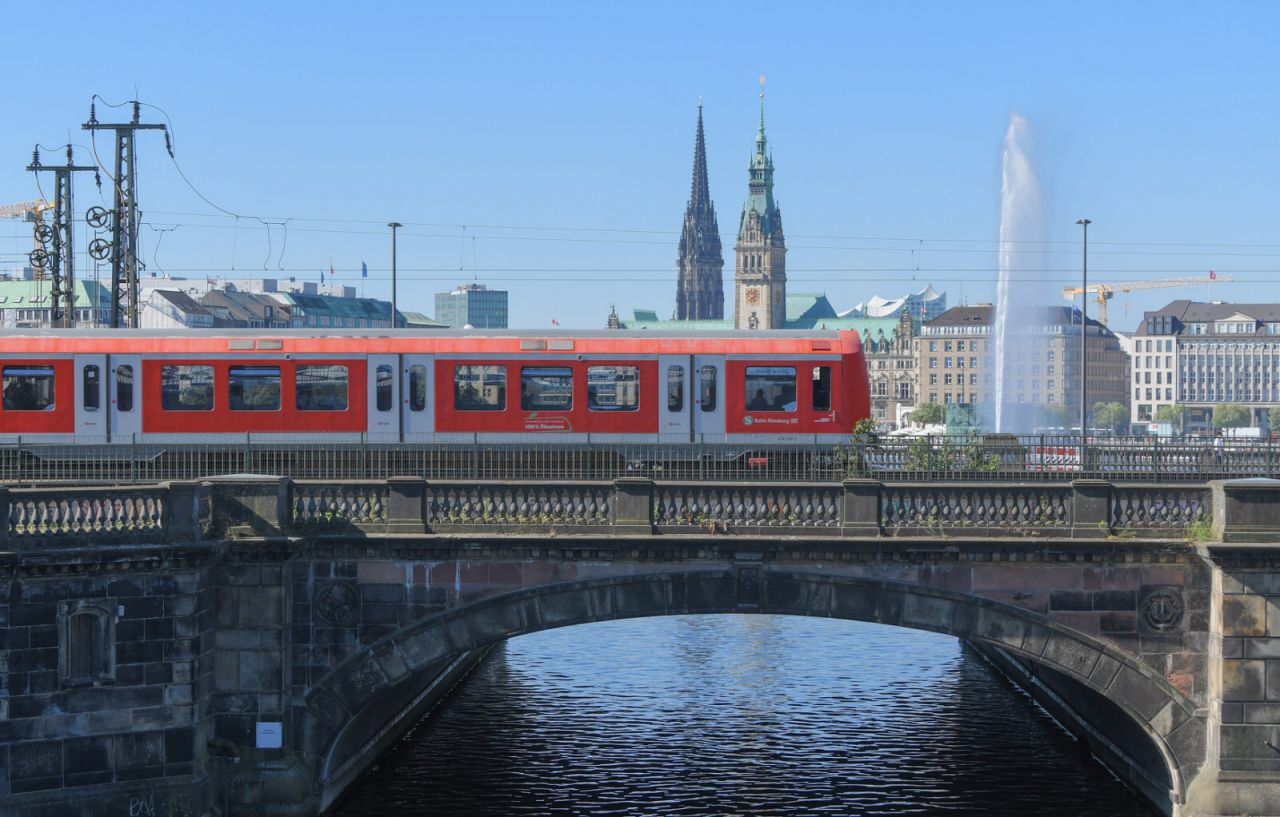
0 554 213 812
1218 566 1280 773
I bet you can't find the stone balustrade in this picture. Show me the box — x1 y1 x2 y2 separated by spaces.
0 476 1255 546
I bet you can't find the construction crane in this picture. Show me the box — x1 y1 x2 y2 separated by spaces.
1061 275 1235 327
0 199 55 280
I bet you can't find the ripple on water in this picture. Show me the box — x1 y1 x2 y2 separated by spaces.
331 616 1157 817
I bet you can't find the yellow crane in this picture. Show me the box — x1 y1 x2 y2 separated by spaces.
0 199 55 280
1060 275 1234 327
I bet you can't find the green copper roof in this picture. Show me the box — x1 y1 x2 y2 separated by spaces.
0 279 110 307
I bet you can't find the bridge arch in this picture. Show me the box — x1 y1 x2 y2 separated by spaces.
300 569 1202 813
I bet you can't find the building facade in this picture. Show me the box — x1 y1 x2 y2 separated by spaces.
0 280 112 327
915 305 1129 427
864 310 919 427
1132 301 1280 431
733 100 787 330
675 104 725 321
435 283 508 329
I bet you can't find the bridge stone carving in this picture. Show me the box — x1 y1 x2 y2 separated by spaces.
2 476 1280 816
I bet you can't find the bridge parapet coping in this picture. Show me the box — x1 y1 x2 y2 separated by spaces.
0 475 1220 546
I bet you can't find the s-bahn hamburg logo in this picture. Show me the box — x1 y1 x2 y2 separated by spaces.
524 413 572 432
743 415 798 426
1142 587 1184 632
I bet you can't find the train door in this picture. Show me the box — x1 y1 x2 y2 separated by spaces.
691 355 725 443
367 354 401 441
402 355 434 441
658 355 691 443
109 355 142 442
74 354 108 441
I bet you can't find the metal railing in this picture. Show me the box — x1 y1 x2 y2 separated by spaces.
0 433 1275 486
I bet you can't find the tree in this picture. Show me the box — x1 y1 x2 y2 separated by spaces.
1212 403 1251 429
1271 409 1280 440
1155 404 1185 431
909 402 944 426
1092 401 1129 434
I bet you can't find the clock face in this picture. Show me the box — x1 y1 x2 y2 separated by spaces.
745 288 761 305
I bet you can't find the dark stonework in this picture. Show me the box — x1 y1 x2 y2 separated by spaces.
8 475 1280 816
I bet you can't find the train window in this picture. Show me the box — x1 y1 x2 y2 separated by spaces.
521 366 573 411
812 366 832 412
116 365 134 412
376 365 394 412
408 365 427 412
83 365 101 411
229 366 281 411
296 365 349 411
745 366 797 412
455 365 507 411
587 366 639 412
667 365 684 412
2 366 56 411
161 365 214 411
699 366 716 412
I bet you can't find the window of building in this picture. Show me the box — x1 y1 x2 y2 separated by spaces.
700 366 717 412
667 366 684 412
587 365 640 411
2 365 56 411
929 374 938 385
929 392 937 403
296 365 349 411
83 365 100 411
59 602 113 687
745 366 797 412
1046 350 1055 362
229 366 281 411
897 383 910 400
409 365 428 412
929 358 938 369
944 341 952 352
116 365 134 412
161 365 214 411
812 366 832 411
944 393 953 404
929 341 937 352
455 365 507 411
970 374 978 386
522 366 573 411
944 357 952 368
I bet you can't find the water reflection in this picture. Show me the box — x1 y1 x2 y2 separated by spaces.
332 615 1156 817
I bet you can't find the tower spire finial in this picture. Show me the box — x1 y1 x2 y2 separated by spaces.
758 75 766 133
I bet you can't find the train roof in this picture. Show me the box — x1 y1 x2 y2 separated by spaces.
0 327 863 356
0 328 848 339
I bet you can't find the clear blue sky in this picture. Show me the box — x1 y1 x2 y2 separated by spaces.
3 1 1278 329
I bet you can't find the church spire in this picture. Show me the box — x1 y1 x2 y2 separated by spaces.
734 79 786 330
689 100 712 214
675 101 725 321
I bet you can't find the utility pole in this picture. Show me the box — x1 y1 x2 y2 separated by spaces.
27 146 98 328
388 222 402 328
1077 218 1092 440
82 101 169 328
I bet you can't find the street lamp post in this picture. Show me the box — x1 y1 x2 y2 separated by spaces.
388 222 402 328
1076 218 1092 441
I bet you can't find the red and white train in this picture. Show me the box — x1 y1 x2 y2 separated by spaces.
0 329 870 444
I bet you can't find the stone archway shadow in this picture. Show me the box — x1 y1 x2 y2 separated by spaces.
300 569 1203 813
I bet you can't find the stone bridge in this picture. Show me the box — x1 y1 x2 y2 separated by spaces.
2 476 1279 816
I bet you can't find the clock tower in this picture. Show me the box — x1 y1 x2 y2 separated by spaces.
734 89 786 330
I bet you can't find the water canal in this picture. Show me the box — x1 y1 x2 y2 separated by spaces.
331 615 1157 816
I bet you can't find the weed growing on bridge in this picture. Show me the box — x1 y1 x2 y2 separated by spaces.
1187 516 1214 542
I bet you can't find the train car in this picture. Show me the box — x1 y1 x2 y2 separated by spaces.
0 329 870 445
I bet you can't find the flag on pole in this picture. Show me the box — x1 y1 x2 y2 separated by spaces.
1209 270 1217 280
551 319 560 326
362 261 368 279
320 268 325 284
330 259 335 281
